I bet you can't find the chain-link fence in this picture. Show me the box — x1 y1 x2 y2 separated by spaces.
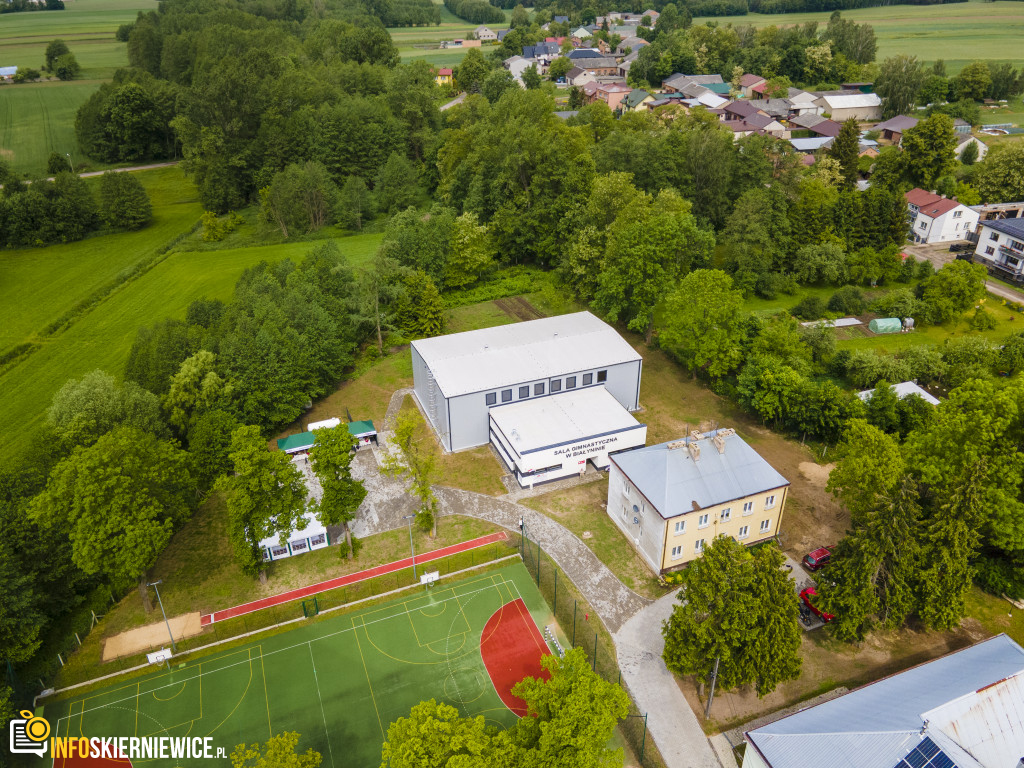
520 532 666 768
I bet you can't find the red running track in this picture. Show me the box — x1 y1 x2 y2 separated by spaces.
479 598 551 717
200 531 509 626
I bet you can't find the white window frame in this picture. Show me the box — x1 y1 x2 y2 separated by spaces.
694 539 705 554
720 508 731 522
765 495 776 509
673 520 685 536
698 513 710 529
671 545 683 559
760 519 771 533
737 525 749 540
743 501 753 516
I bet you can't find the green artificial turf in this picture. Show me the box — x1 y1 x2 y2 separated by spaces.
45 563 552 768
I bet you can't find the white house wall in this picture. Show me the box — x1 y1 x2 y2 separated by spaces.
607 464 666 572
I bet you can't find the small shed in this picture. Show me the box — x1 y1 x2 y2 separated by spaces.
868 317 902 334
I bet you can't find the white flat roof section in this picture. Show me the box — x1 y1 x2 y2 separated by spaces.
411 311 642 397
489 386 642 455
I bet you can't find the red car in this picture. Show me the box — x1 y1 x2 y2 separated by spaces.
802 546 834 571
800 587 835 623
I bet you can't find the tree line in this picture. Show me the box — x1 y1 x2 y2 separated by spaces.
445 0 506 23
0 165 152 247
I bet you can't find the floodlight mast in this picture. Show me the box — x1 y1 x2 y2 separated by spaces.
147 580 177 653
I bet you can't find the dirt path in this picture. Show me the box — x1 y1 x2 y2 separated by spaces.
494 296 545 321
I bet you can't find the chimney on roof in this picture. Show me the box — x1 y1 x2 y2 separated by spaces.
712 427 735 454
687 441 700 462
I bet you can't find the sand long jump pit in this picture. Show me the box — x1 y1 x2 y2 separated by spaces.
102 612 203 660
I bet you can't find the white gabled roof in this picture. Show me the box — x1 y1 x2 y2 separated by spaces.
412 311 641 398
857 381 940 406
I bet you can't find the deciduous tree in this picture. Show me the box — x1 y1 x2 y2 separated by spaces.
230 732 321 768
225 426 308 578
308 426 366 559
901 113 957 189
826 419 904 525
876 55 925 119
828 118 860 189
659 269 745 378
99 171 153 230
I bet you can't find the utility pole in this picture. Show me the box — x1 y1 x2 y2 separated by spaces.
404 514 418 579
148 581 176 653
66 153 74 173
704 655 720 719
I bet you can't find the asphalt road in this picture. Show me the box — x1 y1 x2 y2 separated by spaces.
903 242 1024 304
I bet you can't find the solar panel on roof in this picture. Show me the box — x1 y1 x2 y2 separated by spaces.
893 738 958 768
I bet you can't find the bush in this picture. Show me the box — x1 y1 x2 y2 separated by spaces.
755 271 798 299
791 295 827 320
916 260 935 280
974 554 1024 600
845 349 912 389
99 171 152 230
969 307 997 331
336 534 363 559
871 288 924 321
895 345 947 385
46 152 72 175
827 286 865 315
201 211 243 242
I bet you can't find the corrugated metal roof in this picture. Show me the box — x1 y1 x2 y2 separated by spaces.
857 381 940 406
790 137 834 152
747 635 1024 768
611 430 789 517
412 311 641 398
818 92 882 109
489 386 642 454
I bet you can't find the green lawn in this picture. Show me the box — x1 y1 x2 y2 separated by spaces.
0 167 382 461
47 563 552 768
704 0 1024 73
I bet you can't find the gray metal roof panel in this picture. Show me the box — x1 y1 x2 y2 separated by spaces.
984 218 1024 239
612 431 789 517
411 311 641 397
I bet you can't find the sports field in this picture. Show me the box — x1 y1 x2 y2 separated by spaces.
46 563 553 768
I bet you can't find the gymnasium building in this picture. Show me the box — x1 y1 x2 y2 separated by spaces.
411 312 646 485
607 429 790 573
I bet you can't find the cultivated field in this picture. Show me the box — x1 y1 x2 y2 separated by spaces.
705 0 1024 74
0 0 155 173
0 167 383 461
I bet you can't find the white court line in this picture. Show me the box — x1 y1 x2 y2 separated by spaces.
55 579 517 728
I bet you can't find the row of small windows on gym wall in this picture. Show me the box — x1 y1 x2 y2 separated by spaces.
484 369 608 406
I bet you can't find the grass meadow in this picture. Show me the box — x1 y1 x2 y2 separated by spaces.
704 0 1024 74
0 167 383 461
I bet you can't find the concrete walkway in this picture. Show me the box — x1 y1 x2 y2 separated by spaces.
614 591 722 768
436 486 649 634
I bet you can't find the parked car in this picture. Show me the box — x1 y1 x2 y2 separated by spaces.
802 546 834 571
799 587 834 623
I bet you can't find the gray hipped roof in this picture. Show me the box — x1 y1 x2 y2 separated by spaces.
611 430 788 518
746 634 1024 768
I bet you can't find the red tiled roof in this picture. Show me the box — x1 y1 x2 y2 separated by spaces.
438 68 453 76
905 188 962 217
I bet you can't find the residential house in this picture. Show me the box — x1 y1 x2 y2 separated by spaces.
0 66 17 81
581 80 602 103
571 27 592 42
974 217 1024 284
760 98 794 121
789 136 834 154
738 73 766 98
743 634 1024 768
567 48 602 60
616 35 648 55
722 100 767 122
595 81 633 110
474 25 497 41
621 88 654 111
577 57 619 77
815 92 882 121
641 8 659 22
873 114 918 144
496 29 510 42
607 428 789 574
743 111 787 138
565 66 596 87
956 134 988 162
661 73 724 94
788 113 841 138
786 88 823 115
617 49 640 79
503 55 534 83
434 67 453 87
522 41 560 62
694 91 729 109
906 188 980 244
553 15 569 24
